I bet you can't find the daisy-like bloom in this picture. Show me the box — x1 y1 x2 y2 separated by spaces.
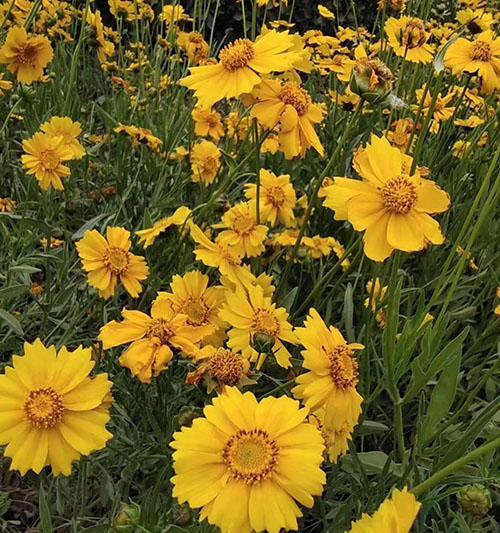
0 73 13 96
0 198 16 212
76 227 149 299
347 488 421 533
186 345 253 392
177 31 210 65
40 116 86 160
219 284 297 368
320 134 451 262
387 118 415 152
160 3 191 24
378 0 406 11
99 298 211 383
190 140 221 185
292 308 364 432
192 108 225 140
21 132 73 190
412 88 455 134
157 271 226 338
0 339 112 476
310 409 353 464
385 16 434 63
251 79 325 159
171 387 326 533
114 124 162 153
318 4 335 19
245 169 297 227
136 206 191 248
445 30 500 95
213 202 269 258
0 26 53 84
180 30 301 108
87 10 115 63
456 8 495 33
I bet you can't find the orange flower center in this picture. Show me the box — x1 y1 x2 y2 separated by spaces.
251 308 281 337
16 43 38 66
146 318 174 343
279 83 311 115
104 247 130 274
220 39 255 71
40 149 61 171
183 298 209 325
207 349 248 386
201 156 219 173
470 41 492 61
24 388 64 428
402 21 428 48
326 344 359 390
266 186 286 207
232 213 255 235
223 429 279 484
382 176 418 214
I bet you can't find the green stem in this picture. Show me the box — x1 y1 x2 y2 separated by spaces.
413 437 500 498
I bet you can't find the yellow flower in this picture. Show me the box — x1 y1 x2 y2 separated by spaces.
136 206 191 248
41 116 86 160
190 224 255 286
347 488 421 533
157 270 226 337
412 88 455 130
251 79 325 159
0 26 53 84
192 107 225 140
76 227 149 299
171 387 325 533
180 30 301 108
114 123 162 152
219 284 297 368
318 4 335 19
378 0 406 11
177 31 210 65
385 16 434 63
456 8 495 33
445 30 500 94
260 134 280 154
0 197 16 212
214 202 268 258
87 10 115 63
99 298 210 383
40 237 64 249
310 410 353 464
292 308 364 432
0 339 112 476
0 73 13 95
21 132 73 190
190 140 221 185
160 4 192 24
320 134 451 262
245 169 297 227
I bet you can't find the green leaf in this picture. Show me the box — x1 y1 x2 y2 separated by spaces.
433 35 461 73
71 213 110 240
38 484 53 533
0 309 23 335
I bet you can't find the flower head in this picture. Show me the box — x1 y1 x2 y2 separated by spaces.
136 206 191 248
171 387 325 533
385 16 434 63
192 107 225 140
0 339 112 476
190 140 221 185
76 227 149 299
41 116 86 159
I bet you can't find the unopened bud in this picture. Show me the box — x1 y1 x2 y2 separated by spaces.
458 484 492 518
113 502 141 532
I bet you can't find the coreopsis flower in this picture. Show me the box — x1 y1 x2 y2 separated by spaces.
99 299 211 383
190 140 221 185
41 116 86 159
114 124 162 153
213 202 268 258
76 227 149 299
180 30 301 108
412 88 456 133
364 278 388 328
226 111 251 142
347 488 421 533
219 284 297 368
251 79 325 159
0 198 16 212
192 107 225 140
378 0 406 11
0 26 53 84
318 4 335 19
136 206 191 248
260 134 280 154
40 237 64 249
0 73 13 95
454 115 485 128
21 132 73 190
292 309 364 432
87 10 115 63
0 339 112 476
169 146 189 161
310 410 353 464
245 169 297 227
445 30 500 94
456 8 495 33
320 134 451 262
171 387 325 533
160 4 191 24
385 16 434 63
157 271 226 338
190 224 255 285
186 346 253 392
387 118 415 152
177 31 210 64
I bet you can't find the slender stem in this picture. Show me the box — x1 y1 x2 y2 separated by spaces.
413 437 500 498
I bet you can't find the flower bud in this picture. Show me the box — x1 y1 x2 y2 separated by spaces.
252 332 274 354
172 502 193 526
351 58 394 104
113 502 141 532
458 484 492 517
